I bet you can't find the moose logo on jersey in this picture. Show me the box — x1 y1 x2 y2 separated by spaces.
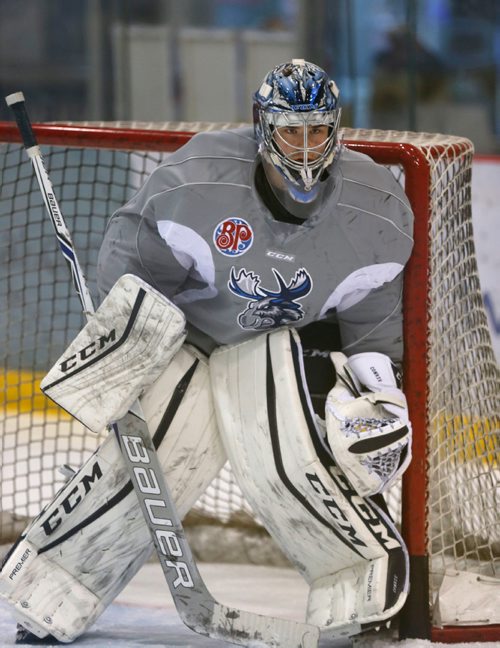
213 217 253 256
228 266 312 330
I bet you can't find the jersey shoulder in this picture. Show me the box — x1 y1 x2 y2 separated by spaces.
155 126 257 183
186 126 257 158
124 127 257 219
337 146 411 210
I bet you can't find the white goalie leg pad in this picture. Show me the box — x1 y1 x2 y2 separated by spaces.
326 352 411 497
0 345 225 643
0 539 103 642
209 328 409 634
41 274 186 432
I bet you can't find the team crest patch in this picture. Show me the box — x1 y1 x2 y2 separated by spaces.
228 266 313 330
213 217 253 256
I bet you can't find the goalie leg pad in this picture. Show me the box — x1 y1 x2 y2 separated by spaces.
1 345 225 643
0 539 103 642
41 273 187 433
209 328 409 633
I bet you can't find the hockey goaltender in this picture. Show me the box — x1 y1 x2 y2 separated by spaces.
1 60 413 646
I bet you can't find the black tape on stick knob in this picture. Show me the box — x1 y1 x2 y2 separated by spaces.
5 91 39 150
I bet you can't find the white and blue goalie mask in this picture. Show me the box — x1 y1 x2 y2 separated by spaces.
253 59 341 203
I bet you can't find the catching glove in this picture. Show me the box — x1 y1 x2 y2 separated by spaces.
325 352 411 497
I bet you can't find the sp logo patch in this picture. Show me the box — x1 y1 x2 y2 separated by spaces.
228 266 313 330
214 217 253 256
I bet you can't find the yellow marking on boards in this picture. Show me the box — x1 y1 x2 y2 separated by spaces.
0 370 69 416
434 413 499 468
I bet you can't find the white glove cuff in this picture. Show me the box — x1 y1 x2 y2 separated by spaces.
347 352 408 422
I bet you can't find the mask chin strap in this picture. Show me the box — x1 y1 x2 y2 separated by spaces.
263 150 320 206
300 166 314 193
261 155 322 212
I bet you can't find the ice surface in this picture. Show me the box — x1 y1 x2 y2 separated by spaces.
0 562 499 647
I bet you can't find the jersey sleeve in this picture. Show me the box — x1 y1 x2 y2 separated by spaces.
97 130 246 304
334 155 414 366
336 271 405 365
96 209 190 303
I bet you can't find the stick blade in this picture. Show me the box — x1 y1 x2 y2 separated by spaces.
182 600 320 648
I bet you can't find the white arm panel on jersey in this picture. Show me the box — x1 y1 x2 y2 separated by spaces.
318 262 404 317
157 219 218 304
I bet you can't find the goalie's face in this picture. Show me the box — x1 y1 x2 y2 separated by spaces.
274 124 330 164
257 109 341 203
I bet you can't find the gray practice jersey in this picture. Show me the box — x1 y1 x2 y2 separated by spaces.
97 127 413 362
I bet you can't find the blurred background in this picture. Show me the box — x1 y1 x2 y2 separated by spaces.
0 0 499 153
0 0 499 358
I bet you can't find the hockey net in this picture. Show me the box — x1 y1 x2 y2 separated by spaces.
0 121 498 642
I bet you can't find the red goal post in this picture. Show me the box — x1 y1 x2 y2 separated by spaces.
0 120 498 643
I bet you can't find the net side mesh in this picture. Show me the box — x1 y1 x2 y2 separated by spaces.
344 129 499 582
0 122 498 621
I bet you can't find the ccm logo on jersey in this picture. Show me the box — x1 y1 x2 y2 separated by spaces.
266 250 295 263
122 433 194 590
213 217 253 256
59 329 116 372
42 461 103 536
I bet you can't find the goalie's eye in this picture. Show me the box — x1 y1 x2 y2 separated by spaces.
276 126 301 142
309 125 329 138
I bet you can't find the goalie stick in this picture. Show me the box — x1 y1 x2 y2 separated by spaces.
5 92 322 648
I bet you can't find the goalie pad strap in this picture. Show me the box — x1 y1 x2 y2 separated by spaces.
210 328 408 632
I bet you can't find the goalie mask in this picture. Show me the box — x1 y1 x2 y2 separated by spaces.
253 59 341 205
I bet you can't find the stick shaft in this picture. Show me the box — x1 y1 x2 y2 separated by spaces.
6 92 94 316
